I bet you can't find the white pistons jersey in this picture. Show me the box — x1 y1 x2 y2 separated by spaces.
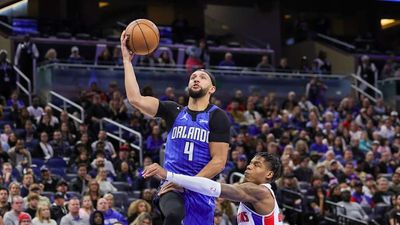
236 184 283 225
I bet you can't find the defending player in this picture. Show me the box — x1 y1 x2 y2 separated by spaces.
121 31 230 225
143 152 283 225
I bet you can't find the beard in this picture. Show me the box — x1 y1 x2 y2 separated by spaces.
189 86 208 99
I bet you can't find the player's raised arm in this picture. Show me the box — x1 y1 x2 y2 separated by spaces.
121 30 159 117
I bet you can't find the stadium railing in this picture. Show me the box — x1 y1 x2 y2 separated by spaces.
14 65 32 105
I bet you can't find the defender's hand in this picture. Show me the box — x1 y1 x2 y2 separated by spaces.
142 163 167 180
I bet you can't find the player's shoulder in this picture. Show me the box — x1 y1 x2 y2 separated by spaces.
209 104 228 117
159 100 184 112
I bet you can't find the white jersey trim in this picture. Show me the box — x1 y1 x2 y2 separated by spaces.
240 183 277 218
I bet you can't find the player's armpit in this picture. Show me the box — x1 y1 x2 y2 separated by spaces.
220 182 269 204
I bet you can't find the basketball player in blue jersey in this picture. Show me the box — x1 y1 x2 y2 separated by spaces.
143 152 283 225
120 31 230 225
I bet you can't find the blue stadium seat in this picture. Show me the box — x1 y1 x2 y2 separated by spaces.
31 158 45 168
46 157 67 168
112 182 131 192
49 167 66 178
67 191 81 199
42 192 54 202
113 191 128 209
65 173 77 181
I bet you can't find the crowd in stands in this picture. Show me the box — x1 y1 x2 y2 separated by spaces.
0 65 399 225
1 34 400 225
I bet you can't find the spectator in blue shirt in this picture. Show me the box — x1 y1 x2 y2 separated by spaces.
310 133 328 155
218 52 236 67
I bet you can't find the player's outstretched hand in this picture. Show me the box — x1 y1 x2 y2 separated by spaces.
142 163 167 180
120 30 134 62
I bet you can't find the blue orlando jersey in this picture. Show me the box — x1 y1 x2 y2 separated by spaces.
164 105 218 176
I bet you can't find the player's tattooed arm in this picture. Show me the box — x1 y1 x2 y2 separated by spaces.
220 182 269 203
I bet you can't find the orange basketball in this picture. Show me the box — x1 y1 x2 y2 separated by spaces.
125 19 160 56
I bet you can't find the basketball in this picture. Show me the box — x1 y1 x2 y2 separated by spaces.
125 19 160 56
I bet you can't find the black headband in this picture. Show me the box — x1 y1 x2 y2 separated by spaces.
197 69 216 87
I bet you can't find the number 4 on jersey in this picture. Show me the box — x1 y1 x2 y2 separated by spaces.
184 141 194 161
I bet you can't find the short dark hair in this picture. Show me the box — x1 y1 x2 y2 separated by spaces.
255 152 282 182
0 187 8 195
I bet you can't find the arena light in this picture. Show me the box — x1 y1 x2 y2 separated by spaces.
380 18 400 29
0 0 27 14
99 1 109 8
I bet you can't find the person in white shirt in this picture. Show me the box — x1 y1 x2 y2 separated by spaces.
27 97 43 119
95 167 116 195
91 131 116 159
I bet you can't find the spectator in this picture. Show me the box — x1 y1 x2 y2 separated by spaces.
381 54 398 79
2 163 17 188
256 55 273 72
70 164 91 195
243 101 262 126
373 177 394 205
3 195 24 225
337 190 369 220
84 180 101 208
8 182 21 204
310 133 328 156
215 197 237 225
6 91 25 109
388 194 400 225
79 195 94 217
112 46 122 66
43 48 58 64
276 57 292 73
90 154 116 178
20 174 34 198
87 95 110 132
131 212 152 225
0 187 10 217
294 156 313 183
18 213 31 225
50 193 67 224
59 198 89 225
32 203 56 225
60 123 75 146
40 166 59 193
127 199 151 224
157 50 175 67
390 168 400 194
351 180 373 207
96 198 127 225
32 132 53 160
35 114 55 135
281 91 298 112
356 55 378 98
299 56 311 73
8 139 31 174
313 50 331 74
218 52 235 67
145 125 163 161
22 120 37 147
159 87 176 102
95 167 117 195
227 154 247 184
91 131 116 160
0 50 16 101
49 130 70 158
67 46 84 64
14 108 31 129
89 210 104 225
185 39 210 72
14 35 39 86
24 194 39 219
97 48 112 65
305 78 327 109
109 100 127 123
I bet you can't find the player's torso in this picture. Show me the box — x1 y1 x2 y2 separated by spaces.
237 185 283 225
164 106 217 176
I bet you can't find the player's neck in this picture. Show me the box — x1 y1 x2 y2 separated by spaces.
188 97 210 111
